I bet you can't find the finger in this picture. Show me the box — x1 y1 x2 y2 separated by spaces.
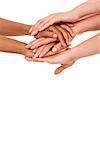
49 26 66 48
38 16 56 31
39 43 55 58
32 55 52 63
26 38 44 49
29 25 39 36
66 31 73 44
25 56 33 61
31 16 49 35
54 64 71 75
33 45 45 58
30 20 44 35
67 23 74 27
52 43 62 52
29 26 33 33
34 16 49 29
26 40 34 49
56 25 69 45
34 19 44 28
61 24 74 38
45 51 56 57
31 38 57 49
33 49 37 53
35 31 57 39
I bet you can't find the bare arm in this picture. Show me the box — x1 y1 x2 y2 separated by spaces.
31 0 100 33
0 18 31 36
0 35 33 58
69 33 100 60
73 13 100 35
31 33 100 74
72 0 100 21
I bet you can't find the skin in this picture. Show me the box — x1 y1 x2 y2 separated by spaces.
32 33 100 75
72 13 100 35
27 24 74 48
0 18 31 36
26 23 74 56
30 0 100 35
26 13 100 59
0 18 34 58
0 18 58 58
0 35 33 58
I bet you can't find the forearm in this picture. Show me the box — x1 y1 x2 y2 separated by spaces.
72 14 100 35
69 33 100 60
71 0 100 21
0 18 31 36
0 35 27 55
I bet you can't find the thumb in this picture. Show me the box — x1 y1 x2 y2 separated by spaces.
54 64 71 75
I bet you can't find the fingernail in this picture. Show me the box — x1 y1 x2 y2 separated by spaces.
53 34 57 38
25 45 29 48
39 28 43 32
31 30 38 36
52 47 57 52
29 29 32 33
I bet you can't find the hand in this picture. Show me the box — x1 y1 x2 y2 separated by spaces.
32 42 56 58
26 36 68 58
27 23 75 56
24 48 34 61
25 45 57 61
26 37 57 50
29 11 78 35
32 49 76 74
36 23 74 46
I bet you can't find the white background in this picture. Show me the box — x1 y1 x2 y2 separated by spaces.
0 0 100 150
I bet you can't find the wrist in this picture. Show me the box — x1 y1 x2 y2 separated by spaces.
65 49 77 64
64 10 79 23
22 25 31 35
69 9 80 22
72 23 80 35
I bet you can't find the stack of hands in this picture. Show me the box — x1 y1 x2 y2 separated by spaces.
25 0 100 74
0 0 100 74
26 22 75 75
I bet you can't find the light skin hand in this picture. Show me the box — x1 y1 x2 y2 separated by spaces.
30 24 74 48
26 13 100 59
29 11 78 35
25 45 57 61
26 37 57 50
34 13 100 52
26 23 75 58
27 24 73 54
31 33 100 74
30 0 100 34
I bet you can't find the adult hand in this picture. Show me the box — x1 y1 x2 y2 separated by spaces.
27 23 74 53
32 49 76 74
29 11 77 35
